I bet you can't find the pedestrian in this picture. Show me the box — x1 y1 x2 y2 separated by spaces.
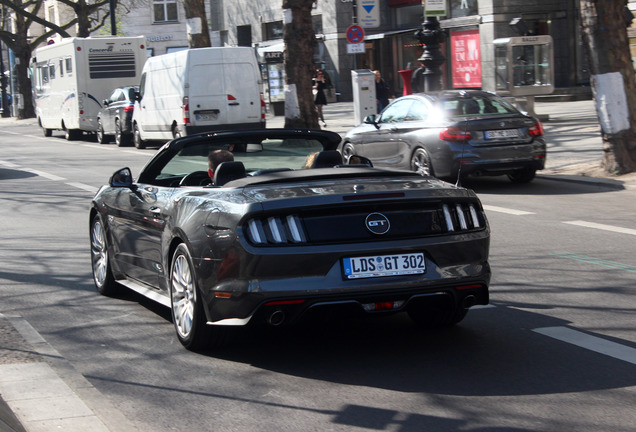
374 70 391 113
411 60 426 93
313 69 328 127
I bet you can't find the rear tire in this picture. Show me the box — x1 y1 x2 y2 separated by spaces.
410 148 434 177
407 296 467 328
96 120 109 144
64 126 80 141
40 119 52 137
115 119 131 147
133 123 146 149
170 244 229 351
508 168 536 183
90 214 119 296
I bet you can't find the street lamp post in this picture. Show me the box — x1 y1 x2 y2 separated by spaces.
414 17 446 92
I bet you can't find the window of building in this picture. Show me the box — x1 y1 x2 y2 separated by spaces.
65 57 73 75
237 25 252 47
312 15 323 35
154 0 178 23
59 59 64 77
264 21 283 41
49 64 55 80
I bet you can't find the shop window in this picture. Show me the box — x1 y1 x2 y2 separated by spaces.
313 15 323 35
154 0 178 23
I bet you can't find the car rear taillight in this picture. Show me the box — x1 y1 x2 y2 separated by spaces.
182 96 189 124
528 121 544 137
260 92 266 121
123 104 134 112
440 127 472 141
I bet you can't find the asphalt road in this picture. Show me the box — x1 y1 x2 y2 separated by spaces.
0 116 635 432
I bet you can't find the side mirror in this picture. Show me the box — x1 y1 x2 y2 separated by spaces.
134 91 141 102
102 99 109 106
110 167 135 189
348 155 373 167
364 114 376 124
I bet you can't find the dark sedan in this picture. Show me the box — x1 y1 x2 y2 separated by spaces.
341 90 546 183
97 86 138 146
90 129 491 351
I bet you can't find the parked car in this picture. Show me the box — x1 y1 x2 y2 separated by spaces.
341 90 546 183
90 129 491 351
97 86 138 146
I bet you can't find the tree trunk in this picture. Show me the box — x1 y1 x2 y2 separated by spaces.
14 17 35 119
282 0 319 129
580 0 636 174
182 0 211 48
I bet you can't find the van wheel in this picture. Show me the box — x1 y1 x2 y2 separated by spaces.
39 119 52 137
173 126 182 139
64 126 80 141
133 123 146 149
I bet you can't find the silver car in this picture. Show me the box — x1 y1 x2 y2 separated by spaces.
341 90 547 183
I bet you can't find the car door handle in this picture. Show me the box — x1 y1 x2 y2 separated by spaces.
228 102 239 106
390 127 398 132
149 207 161 214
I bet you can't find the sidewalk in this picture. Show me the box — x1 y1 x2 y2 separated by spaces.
0 314 138 432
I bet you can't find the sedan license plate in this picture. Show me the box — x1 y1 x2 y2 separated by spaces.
343 253 426 279
485 129 519 139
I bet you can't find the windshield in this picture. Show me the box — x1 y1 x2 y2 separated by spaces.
147 137 325 185
441 94 519 117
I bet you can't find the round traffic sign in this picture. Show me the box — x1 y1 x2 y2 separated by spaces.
346 25 365 44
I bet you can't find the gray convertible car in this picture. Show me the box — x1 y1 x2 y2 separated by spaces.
90 129 491 351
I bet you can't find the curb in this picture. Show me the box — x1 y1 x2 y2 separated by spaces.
0 313 138 432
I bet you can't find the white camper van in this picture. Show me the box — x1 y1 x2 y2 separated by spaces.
31 36 147 140
132 47 265 149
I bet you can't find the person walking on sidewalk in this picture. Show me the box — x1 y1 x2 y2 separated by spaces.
374 70 391 113
313 69 328 127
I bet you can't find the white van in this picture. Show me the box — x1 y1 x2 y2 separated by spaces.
132 47 265 149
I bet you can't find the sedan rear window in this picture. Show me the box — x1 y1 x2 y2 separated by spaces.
443 95 518 117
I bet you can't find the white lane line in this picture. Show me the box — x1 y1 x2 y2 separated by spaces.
0 160 20 168
564 220 636 236
65 182 99 194
82 144 115 151
533 326 636 365
482 205 535 216
23 168 66 181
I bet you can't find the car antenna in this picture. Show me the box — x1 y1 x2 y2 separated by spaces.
455 106 469 188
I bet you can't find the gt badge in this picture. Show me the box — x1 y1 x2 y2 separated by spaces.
365 212 390 235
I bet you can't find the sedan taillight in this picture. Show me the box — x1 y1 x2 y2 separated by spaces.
123 104 134 112
528 121 544 137
440 127 472 141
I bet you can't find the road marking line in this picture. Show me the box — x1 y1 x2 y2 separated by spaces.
0 160 20 168
564 220 636 236
23 168 66 181
552 253 636 273
533 326 636 365
65 182 99 194
482 205 535 215
82 144 115 151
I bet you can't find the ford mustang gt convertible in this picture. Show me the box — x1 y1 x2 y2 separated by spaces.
90 129 491 351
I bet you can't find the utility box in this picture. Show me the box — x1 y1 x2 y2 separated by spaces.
494 36 554 97
351 69 376 124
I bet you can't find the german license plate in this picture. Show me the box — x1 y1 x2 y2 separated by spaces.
485 129 518 139
342 253 426 279
195 112 218 121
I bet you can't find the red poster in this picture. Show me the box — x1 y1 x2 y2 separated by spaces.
451 30 481 88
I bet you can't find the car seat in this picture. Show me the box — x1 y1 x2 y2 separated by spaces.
213 161 247 186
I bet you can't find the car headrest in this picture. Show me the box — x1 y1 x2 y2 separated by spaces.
213 161 246 186
312 150 343 168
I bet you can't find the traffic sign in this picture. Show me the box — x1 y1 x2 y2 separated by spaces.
346 25 365 44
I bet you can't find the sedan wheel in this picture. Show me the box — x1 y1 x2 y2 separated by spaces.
170 244 225 351
342 143 355 163
410 149 433 176
508 168 536 183
115 119 130 147
96 120 108 144
90 214 118 296
133 123 146 149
